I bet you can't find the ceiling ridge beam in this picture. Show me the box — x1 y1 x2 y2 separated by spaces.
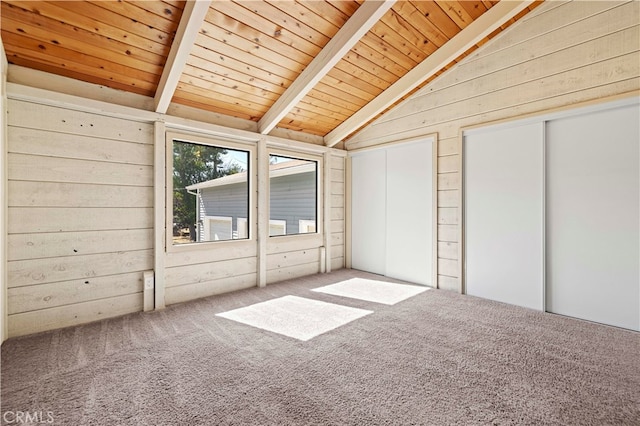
257 0 396 135
154 0 211 114
324 0 535 147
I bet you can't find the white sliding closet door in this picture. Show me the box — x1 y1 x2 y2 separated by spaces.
546 104 640 331
351 139 433 285
351 149 386 276
464 123 544 310
386 142 432 285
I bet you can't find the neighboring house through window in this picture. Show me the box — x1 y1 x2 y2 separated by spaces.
171 138 249 245
170 139 317 245
268 155 317 237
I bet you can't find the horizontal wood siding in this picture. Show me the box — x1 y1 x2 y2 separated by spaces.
266 233 323 284
346 0 640 292
3 90 347 335
1 44 7 343
165 273 257 306
6 99 153 336
166 257 257 291
164 237 258 306
330 155 346 270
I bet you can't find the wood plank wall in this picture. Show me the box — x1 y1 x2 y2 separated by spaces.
164 241 258 305
345 0 640 292
4 95 346 336
1 43 7 343
330 155 346 271
6 100 154 336
4 100 346 336
265 235 322 284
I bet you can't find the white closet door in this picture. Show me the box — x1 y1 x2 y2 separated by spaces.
386 141 432 285
546 104 640 331
351 139 433 284
464 122 544 310
351 149 387 275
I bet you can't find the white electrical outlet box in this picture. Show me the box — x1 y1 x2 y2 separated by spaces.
143 271 155 312
143 271 154 290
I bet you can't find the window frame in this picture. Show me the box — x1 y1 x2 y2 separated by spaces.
166 131 256 252
267 149 323 239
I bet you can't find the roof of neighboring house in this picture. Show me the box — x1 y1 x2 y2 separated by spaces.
186 159 315 191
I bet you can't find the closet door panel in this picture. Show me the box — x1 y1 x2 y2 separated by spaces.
351 150 387 276
546 104 640 330
464 122 544 310
386 141 432 285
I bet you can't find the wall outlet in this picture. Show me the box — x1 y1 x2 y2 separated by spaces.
143 271 154 290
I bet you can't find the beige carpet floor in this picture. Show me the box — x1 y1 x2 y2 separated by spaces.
1 269 639 425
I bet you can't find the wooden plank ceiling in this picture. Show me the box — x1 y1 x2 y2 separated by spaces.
0 0 541 145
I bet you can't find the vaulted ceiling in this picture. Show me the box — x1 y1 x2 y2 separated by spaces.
0 0 540 146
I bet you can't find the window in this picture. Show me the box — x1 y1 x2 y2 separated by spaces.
236 218 248 239
269 219 287 236
202 216 232 241
269 154 317 236
298 220 316 233
172 139 249 245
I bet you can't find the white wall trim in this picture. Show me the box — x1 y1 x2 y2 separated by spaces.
458 127 465 294
432 133 439 289
154 121 167 310
323 152 332 273
1 38 8 343
345 155 352 269
257 137 269 287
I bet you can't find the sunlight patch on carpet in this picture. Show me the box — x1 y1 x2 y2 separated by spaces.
216 295 372 341
312 278 429 305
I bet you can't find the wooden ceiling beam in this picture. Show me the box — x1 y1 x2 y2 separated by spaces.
257 0 396 135
154 0 211 114
1 36 7 71
324 0 535 147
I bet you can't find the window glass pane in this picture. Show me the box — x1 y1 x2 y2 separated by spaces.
269 155 317 236
172 140 249 244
